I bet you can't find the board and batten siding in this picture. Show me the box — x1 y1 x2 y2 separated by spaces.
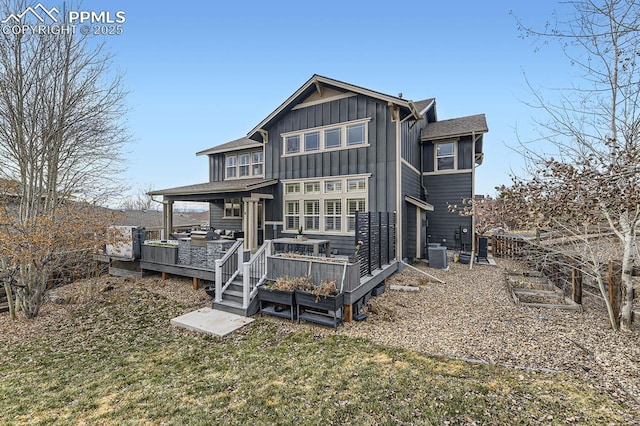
424 173 472 249
401 162 424 259
422 135 475 173
209 154 225 182
264 94 398 218
401 115 427 170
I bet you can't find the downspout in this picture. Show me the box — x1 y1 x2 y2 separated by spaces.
395 109 403 261
470 131 477 268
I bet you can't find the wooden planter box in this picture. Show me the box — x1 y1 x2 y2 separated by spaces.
141 244 178 265
258 285 296 322
295 290 344 329
267 255 360 292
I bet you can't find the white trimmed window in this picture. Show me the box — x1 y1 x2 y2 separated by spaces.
285 135 300 154
225 150 264 179
252 152 263 175
225 156 237 178
304 200 320 231
224 198 241 218
285 201 300 231
238 153 250 177
436 142 456 171
282 175 368 235
347 198 366 232
281 118 370 156
324 199 342 231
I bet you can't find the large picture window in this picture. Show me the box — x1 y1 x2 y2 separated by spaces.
281 118 370 156
225 150 264 179
282 175 368 235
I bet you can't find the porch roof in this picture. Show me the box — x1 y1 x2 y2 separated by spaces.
421 113 488 141
405 195 434 211
148 178 278 198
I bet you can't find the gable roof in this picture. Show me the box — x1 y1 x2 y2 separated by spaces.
421 114 488 141
196 137 263 157
247 74 423 138
414 98 435 115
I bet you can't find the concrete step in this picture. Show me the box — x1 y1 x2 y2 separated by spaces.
213 295 260 317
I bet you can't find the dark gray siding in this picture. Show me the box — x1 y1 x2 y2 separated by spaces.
209 154 225 182
401 115 427 169
264 95 397 215
422 136 475 173
209 200 242 231
425 173 472 249
401 162 423 259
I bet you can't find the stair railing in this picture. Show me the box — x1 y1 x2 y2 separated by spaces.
214 238 244 303
242 240 271 309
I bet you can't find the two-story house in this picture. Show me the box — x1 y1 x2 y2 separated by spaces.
150 74 487 262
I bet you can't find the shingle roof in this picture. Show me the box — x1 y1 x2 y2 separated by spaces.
414 98 435 114
148 178 277 197
196 137 263 156
421 114 488 141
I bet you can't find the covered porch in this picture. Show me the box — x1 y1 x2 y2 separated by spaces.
148 178 277 252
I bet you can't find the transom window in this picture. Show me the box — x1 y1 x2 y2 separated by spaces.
281 118 370 156
436 142 456 171
225 150 264 179
282 175 369 235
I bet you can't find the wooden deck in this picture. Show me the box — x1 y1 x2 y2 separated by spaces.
345 260 398 305
139 260 216 289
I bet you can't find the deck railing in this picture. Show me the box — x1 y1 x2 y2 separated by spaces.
214 238 244 303
242 240 271 308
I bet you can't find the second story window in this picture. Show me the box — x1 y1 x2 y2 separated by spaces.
225 156 237 178
436 142 455 171
281 118 370 156
225 150 265 179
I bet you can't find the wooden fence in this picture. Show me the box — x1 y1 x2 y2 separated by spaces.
491 233 627 327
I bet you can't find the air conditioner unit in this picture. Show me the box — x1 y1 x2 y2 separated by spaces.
428 246 447 269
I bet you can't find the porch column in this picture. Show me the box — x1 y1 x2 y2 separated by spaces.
163 200 173 240
242 197 259 251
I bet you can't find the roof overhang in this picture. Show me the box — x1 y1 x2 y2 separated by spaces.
405 195 434 211
149 178 278 199
196 137 264 157
248 74 421 138
421 114 488 142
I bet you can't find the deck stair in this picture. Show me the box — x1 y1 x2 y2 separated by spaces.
213 239 270 317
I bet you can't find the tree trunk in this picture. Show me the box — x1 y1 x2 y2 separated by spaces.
619 223 636 331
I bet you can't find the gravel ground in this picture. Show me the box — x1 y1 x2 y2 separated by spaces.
334 259 640 407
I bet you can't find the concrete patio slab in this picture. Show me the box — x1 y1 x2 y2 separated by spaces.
170 307 254 337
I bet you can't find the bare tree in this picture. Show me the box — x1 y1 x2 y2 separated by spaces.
120 183 161 211
0 0 129 318
510 0 640 330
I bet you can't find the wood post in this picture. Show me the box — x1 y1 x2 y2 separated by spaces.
161 272 167 280
193 277 199 290
608 260 622 327
571 266 582 305
344 304 352 322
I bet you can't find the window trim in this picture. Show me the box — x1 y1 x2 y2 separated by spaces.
281 118 371 157
435 141 457 171
281 174 370 236
223 198 242 218
225 150 265 179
